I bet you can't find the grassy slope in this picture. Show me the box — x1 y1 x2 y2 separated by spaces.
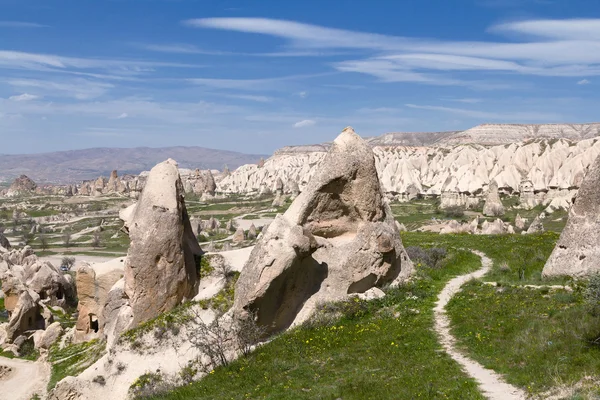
425 232 600 396
150 249 486 400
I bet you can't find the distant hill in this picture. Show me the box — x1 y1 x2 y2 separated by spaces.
0 146 267 184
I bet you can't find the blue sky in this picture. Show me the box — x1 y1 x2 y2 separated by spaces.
1 0 599 154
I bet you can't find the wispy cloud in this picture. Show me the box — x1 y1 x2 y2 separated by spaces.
0 50 200 78
220 94 273 102
190 17 600 85
9 93 40 102
7 78 114 99
405 103 560 121
0 21 48 28
577 79 591 85
293 119 316 128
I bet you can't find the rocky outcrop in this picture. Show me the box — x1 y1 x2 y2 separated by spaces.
479 219 515 235
515 214 527 230
482 180 505 216
183 169 217 197
219 137 600 213
543 153 600 277
124 159 203 326
6 175 36 197
525 216 545 234
234 128 413 335
232 227 245 244
74 258 125 342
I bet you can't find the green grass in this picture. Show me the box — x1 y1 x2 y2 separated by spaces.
401 231 561 285
0 298 7 323
447 282 600 396
146 249 487 400
47 339 106 391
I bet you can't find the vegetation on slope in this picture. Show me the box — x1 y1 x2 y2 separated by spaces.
145 248 486 400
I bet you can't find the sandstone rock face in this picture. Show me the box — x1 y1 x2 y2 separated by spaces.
482 180 505 216
515 214 527 230
247 224 257 240
74 258 125 342
234 128 413 335
102 279 133 347
543 153 600 277
525 216 545 234
6 175 37 197
124 159 203 326
184 169 217 196
232 227 245 244
219 136 600 213
35 321 63 350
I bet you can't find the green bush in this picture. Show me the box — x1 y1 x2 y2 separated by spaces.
585 274 600 316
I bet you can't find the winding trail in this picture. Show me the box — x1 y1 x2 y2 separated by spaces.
433 250 527 400
0 357 50 400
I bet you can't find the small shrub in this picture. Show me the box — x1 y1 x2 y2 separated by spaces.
61 256 76 270
585 274 600 316
406 246 448 269
92 375 106 385
129 372 173 399
498 261 511 273
443 206 465 218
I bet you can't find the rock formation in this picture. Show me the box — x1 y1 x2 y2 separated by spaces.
525 216 544 234
6 175 37 197
482 180 505 216
233 127 413 335
0 247 73 347
479 219 515 235
232 227 245 244
74 258 125 342
123 159 203 326
543 153 600 277
219 135 600 214
247 224 257 240
515 214 527 230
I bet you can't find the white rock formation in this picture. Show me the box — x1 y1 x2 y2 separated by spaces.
219 136 600 212
233 128 413 335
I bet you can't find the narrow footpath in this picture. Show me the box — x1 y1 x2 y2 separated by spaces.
433 250 527 400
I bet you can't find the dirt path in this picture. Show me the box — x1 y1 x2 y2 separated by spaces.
0 357 50 400
433 250 527 400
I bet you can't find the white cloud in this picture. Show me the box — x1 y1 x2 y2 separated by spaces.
293 119 316 128
192 17 600 81
0 50 198 77
7 78 113 99
297 91 308 98
405 104 560 121
184 18 404 50
116 113 128 119
9 93 40 102
0 21 48 28
220 94 273 102
577 79 591 85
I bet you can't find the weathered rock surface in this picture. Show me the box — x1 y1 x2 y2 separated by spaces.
515 214 527 230
124 159 203 326
6 175 37 197
74 258 125 342
232 227 245 244
234 128 413 335
543 153 600 277
219 134 600 213
525 216 545 234
482 180 505 216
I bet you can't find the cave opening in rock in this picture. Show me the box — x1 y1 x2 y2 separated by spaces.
89 314 99 333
